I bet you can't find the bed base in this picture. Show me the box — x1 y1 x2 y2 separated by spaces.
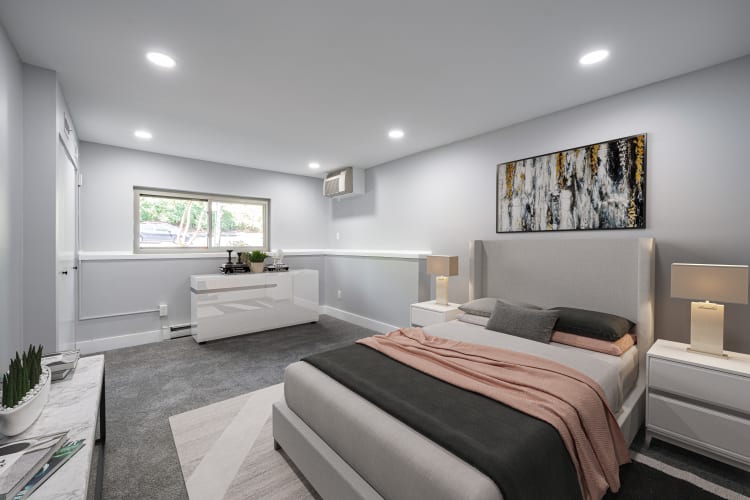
272 400 383 500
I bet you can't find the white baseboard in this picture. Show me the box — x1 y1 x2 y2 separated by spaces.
319 306 398 333
76 329 164 355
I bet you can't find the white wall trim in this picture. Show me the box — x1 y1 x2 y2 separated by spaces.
79 251 226 261
321 249 430 259
319 305 399 333
76 329 163 355
79 248 431 261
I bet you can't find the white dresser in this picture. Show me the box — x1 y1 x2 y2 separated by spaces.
646 339 750 471
190 270 319 343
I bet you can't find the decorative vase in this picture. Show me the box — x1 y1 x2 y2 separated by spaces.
250 262 265 273
0 366 51 437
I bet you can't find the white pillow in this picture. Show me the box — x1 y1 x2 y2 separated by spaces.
457 313 489 327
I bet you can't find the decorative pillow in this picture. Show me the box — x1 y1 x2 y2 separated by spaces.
550 307 634 341
551 331 636 356
459 297 541 317
457 313 489 327
486 301 559 343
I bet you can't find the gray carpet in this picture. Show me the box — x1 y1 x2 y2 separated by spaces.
93 315 375 500
90 315 750 499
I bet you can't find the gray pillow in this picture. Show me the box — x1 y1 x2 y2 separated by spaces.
459 297 541 317
550 307 634 341
486 301 559 343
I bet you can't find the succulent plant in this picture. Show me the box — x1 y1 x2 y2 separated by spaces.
2 344 44 409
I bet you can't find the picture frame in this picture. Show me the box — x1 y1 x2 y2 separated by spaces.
496 134 646 233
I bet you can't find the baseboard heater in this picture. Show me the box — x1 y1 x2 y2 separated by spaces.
168 323 193 339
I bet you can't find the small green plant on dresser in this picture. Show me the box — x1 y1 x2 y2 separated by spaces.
2 344 44 409
248 250 268 263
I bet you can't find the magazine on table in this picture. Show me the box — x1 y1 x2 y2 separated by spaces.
0 432 67 500
13 439 85 499
41 350 79 381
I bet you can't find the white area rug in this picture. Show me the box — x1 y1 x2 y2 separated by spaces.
169 383 318 500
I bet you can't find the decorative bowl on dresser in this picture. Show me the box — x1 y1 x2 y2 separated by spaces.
646 339 750 472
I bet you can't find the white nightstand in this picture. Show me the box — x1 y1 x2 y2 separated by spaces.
410 301 461 327
646 339 750 472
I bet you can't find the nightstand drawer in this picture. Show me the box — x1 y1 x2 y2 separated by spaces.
411 307 444 327
648 393 750 461
650 357 750 414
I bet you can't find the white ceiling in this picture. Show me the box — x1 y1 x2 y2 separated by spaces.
2 1 749 177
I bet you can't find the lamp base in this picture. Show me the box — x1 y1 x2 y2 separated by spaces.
686 347 728 358
435 276 449 306
689 301 725 357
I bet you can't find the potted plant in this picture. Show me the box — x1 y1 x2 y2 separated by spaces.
248 250 268 273
0 345 50 436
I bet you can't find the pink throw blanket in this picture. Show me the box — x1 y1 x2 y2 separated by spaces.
357 328 629 500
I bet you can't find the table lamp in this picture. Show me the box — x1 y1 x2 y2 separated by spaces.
671 263 749 357
426 255 458 306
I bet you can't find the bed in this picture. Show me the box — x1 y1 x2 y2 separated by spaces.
272 238 655 500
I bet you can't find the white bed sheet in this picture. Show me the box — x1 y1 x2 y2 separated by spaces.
424 319 639 413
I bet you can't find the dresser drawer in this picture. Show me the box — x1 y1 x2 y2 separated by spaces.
648 393 750 461
411 307 444 327
649 357 750 414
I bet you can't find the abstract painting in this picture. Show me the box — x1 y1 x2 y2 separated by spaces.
496 134 646 233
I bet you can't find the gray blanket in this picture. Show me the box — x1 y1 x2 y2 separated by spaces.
303 343 583 500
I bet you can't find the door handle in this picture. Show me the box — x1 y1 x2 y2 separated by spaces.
61 270 68 275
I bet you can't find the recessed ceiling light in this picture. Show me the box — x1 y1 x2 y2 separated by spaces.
308 162 320 169
134 130 153 139
388 129 405 139
579 49 609 66
146 51 176 68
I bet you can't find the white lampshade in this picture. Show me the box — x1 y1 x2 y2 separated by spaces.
671 263 748 304
426 255 458 277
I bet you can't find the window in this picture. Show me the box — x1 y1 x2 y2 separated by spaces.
134 188 269 253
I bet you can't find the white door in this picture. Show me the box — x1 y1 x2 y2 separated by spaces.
56 139 77 351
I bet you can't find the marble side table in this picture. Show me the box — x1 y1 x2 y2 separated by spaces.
0 355 105 500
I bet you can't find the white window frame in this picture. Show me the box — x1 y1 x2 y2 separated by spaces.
133 187 270 254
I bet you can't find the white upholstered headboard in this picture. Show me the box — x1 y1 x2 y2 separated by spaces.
469 237 655 371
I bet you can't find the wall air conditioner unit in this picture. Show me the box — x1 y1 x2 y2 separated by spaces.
323 166 365 199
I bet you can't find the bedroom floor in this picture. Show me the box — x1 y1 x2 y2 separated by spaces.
87 316 749 499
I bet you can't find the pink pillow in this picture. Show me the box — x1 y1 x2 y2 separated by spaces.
551 330 636 356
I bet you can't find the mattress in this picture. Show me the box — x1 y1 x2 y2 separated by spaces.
283 321 639 500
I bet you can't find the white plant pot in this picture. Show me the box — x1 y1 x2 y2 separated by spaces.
250 262 265 273
0 366 51 437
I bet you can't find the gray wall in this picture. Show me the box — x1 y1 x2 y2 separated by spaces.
0 23 23 364
330 56 750 353
324 256 429 327
80 142 330 251
77 143 331 342
76 254 325 343
21 65 61 352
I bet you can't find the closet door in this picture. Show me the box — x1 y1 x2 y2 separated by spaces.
56 138 78 351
